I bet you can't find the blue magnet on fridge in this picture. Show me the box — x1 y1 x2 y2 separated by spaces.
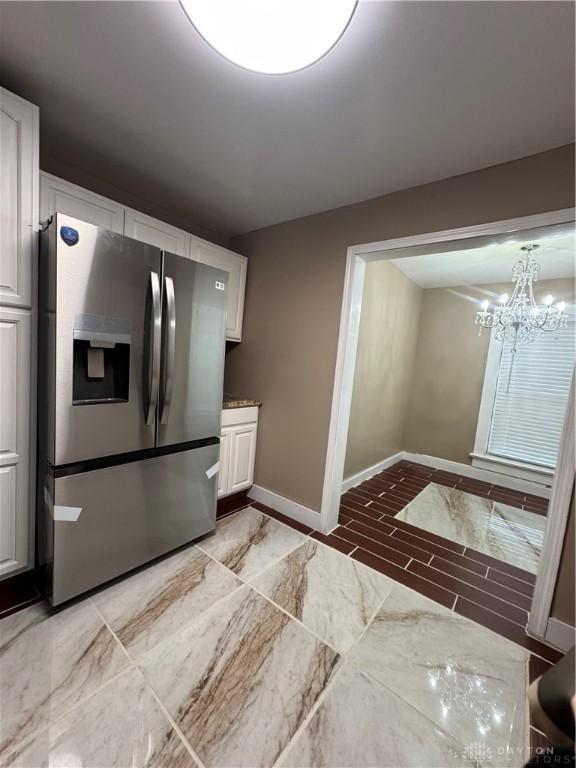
60 226 80 246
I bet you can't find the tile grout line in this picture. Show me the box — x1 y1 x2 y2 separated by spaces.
203 506 399 661
341 522 474 575
5 664 135 762
195 519 345 655
404 560 530 621
343 498 537 586
218 490 557 662
272 557 400 765
3 601 140 763
454 595 561 664
145 683 207 768
344 653 482 761
408 559 533 612
350 538 538 642
90 598 207 768
271 660 347 768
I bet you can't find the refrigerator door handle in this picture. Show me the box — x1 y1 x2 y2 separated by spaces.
145 270 162 425
160 275 176 425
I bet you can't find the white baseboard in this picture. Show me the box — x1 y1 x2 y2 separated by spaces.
342 452 404 493
342 450 551 498
544 617 575 652
248 484 321 531
402 452 552 499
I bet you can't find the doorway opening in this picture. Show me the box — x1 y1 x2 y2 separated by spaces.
321 208 575 645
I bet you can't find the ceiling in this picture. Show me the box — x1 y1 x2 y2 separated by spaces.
0 1 574 238
391 231 576 288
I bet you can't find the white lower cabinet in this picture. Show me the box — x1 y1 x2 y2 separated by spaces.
229 424 258 493
218 407 259 498
0 308 32 576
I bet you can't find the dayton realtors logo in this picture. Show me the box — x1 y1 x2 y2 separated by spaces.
452 742 573 765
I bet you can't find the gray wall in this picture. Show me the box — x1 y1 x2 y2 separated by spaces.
226 144 575 511
41 153 228 247
344 261 422 478
404 278 575 465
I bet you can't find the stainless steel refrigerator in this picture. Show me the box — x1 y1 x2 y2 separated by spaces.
37 214 227 605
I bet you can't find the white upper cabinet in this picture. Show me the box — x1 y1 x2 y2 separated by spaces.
0 88 39 308
38 173 248 341
192 239 247 341
40 172 124 233
124 209 190 257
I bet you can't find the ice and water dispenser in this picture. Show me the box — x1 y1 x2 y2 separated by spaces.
72 313 131 405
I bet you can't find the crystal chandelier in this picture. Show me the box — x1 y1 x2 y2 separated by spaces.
475 244 567 346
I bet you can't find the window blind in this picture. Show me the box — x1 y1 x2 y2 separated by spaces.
487 321 575 469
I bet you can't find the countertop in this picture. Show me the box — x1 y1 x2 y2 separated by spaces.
223 394 262 410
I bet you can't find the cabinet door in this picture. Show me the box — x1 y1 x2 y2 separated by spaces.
40 173 124 233
0 88 38 308
218 428 231 498
228 423 257 493
192 239 247 341
124 209 190 257
0 308 31 576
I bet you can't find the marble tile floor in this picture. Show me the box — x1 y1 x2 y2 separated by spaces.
0 505 540 768
394 483 546 575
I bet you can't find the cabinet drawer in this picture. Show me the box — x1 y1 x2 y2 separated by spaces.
221 406 259 428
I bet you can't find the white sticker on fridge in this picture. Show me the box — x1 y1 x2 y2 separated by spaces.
53 505 83 522
206 462 220 479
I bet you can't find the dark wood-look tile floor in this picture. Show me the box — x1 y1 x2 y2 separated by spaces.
216 490 253 519
0 569 43 620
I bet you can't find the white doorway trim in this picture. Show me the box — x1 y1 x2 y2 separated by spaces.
528 373 575 640
320 206 575 636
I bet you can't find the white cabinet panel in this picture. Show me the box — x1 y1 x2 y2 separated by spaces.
40 172 124 233
0 88 38 308
0 314 18 455
0 466 18 571
218 408 259 498
218 429 231 497
0 308 31 576
229 424 257 493
192 239 247 341
124 209 190 257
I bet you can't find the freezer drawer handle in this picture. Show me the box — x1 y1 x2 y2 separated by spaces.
144 271 162 425
160 276 176 425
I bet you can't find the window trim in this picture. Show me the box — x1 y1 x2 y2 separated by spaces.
471 325 558 485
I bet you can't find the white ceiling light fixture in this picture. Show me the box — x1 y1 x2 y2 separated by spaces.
179 0 357 75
